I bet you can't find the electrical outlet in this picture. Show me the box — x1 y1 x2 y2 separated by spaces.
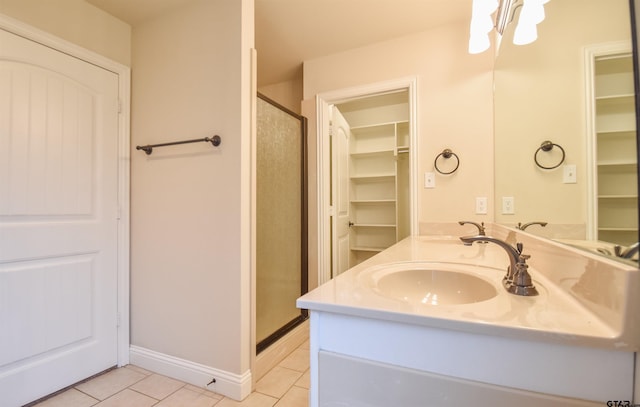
475 197 487 214
502 196 515 215
424 172 435 188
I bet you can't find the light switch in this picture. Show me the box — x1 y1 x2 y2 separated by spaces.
563 164 577 184
424 172 435 188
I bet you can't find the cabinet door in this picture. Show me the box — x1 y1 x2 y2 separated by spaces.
318 352 601 407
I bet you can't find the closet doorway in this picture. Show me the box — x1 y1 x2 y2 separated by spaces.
256 93 308 353
585 43 638 245
317 78 418 284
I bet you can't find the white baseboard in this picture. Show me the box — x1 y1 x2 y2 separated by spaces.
129 346 252 401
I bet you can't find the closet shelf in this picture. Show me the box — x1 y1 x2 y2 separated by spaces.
597 130 636 137
350 246 386 253
347 112 409 267
350 223 396 228
351 199 396 203
350 149 395 157
597 162 637 169
598 227 639 232
350 174 396 181
598 195 638 199
351 122 398 130
594 53 637 246
595 93 634 102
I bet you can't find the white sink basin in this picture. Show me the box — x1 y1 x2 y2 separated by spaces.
361 262 498 306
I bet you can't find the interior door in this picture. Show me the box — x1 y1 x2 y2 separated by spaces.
331 106 351 276
0 28 120 406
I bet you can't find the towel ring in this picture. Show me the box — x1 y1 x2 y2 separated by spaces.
534 141 565 170
434 149 460 175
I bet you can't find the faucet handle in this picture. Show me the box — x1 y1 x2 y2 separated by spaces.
614 245 623 257
510 261 538 295
515 243 531 266
458 221 486 236
508 245 538 296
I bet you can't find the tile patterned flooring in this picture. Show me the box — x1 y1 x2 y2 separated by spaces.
33 341 310 407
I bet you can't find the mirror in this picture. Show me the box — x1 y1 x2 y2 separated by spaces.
494 0 639 262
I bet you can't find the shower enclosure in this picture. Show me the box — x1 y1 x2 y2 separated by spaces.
256 93 308 353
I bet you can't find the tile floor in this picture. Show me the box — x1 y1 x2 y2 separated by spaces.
32 341 310 407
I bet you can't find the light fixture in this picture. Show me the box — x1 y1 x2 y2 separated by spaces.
513 0 546 45
469 0 550 53
468 0 499 54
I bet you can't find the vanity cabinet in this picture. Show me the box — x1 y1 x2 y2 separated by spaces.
298 231 639 406
349 121 410 265
594 54 638 245
308 312 634 407
319 352 602 406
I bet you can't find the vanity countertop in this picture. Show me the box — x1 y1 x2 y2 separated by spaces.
297 235 639 351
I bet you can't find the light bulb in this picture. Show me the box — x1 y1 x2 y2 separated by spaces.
513 18 538 45
468 0 498 54
512 0 547 45
472 0 499 14
524 0 545 24
470 13 494 34
469 32 491 54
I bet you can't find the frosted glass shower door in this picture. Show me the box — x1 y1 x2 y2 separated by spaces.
256 94 308 352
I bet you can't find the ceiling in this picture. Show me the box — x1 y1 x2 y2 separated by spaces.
87 0 472 86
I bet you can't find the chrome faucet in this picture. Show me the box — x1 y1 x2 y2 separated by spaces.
459 235 539 296
517 221 547 231
458 221 486 236
614 242 639 260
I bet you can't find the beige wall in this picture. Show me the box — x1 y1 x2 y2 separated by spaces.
0 0 131 66
258 75 303 115
303 21 495 231
130 0 253 380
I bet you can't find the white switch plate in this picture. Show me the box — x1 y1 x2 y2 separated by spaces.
424 172 435 188
563 164 577 184
502 196 515 214
475 197 487 214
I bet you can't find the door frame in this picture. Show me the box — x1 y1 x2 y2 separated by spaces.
0 14 131 365
316 77 418 285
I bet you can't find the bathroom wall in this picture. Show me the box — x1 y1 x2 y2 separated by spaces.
258 74 303 115
130 0 254 396
2 0 254 398
0 0 131 66
301 21 495 285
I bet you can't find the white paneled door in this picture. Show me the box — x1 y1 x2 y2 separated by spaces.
331 107 351 276
0 29 120 406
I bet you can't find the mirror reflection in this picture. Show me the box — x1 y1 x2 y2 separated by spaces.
494 0 638 262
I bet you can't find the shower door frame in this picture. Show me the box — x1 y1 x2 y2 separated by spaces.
255 92 309 354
